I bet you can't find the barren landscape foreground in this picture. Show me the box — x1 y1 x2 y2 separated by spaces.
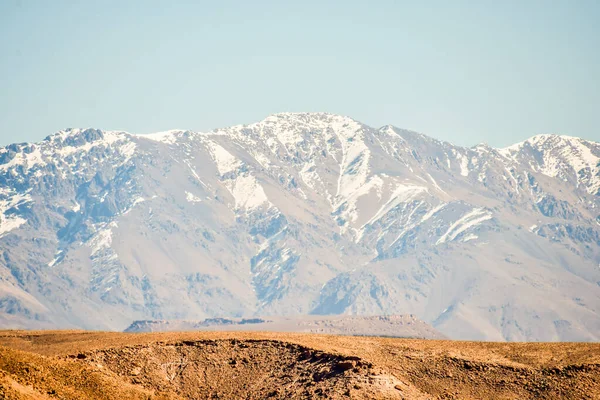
0 331 599 399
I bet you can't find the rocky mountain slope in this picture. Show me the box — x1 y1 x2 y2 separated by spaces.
1 112 599 341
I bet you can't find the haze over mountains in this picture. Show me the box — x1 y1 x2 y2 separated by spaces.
1 112 599 341
123 315 445 341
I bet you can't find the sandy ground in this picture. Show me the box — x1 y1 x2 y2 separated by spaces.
0 330 599 399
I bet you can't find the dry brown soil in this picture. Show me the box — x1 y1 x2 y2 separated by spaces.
0 330 599 399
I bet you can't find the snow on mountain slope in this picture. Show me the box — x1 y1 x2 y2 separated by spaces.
1 113 599 342
500 134 600 194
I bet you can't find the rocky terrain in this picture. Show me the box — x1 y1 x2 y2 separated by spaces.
1 112 600 341
1 330 599 399
123 315 445 339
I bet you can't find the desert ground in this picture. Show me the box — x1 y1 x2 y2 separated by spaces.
0 330 599 399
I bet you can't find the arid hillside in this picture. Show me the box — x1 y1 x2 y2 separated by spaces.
0 330 599 399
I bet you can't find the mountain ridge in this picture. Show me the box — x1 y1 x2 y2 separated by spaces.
38 113 597 151
1 112 599 342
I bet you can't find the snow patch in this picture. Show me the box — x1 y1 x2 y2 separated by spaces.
362 184 428 228
226 175 270 210
0 215 27 237
206 141 242 175
299 161 325 194
136 130 183 144
183 159 208 188
0 146 46 172
462 234 478 242
529 224 540 234
0 192 33 237
453 150 470 177
118 141 137 162
185 191 202 203
48 250 64 267
89 223 117 256
437 208 492 245
421 203 447 223
427 173 450 197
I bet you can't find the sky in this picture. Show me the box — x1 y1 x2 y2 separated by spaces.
0 0 599 148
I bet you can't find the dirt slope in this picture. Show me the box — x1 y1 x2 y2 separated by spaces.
0 330 599 399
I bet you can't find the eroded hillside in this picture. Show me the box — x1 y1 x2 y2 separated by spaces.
1 330 599 399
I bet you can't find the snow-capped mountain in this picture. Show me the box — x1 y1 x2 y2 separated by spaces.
1 112 599 341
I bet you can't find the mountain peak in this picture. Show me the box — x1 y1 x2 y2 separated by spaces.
259 112 361 127
526 134 583 146
265 111 349 119
500 134 591 153
44 128 130 146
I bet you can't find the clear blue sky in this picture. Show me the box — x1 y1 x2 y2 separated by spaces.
1 0 599 147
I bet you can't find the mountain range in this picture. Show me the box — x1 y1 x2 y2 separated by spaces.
1 112 599 341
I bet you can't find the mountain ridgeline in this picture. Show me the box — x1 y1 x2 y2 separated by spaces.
1 113 599 341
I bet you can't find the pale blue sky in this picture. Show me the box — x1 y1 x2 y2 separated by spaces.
1 0 599 147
